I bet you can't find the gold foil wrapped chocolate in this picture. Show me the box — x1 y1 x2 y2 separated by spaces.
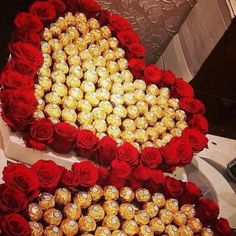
78 216 96 232
122 220 139 235
173 211 187 226
88 204 105 221
28 203 43 221
103 215 120 231
165 198 179 212
200 228 214 236
135 188 151 203
44 225 63 236
119 203 135 220
120 187 135 203
104 186 119 201
134 210 150 225
187 218 202 233
138 225 154 236
29 221 44 236
143 202 159 218
43 208 63 225
64 203 82 220
74 192 92 209
180 204 196 219
178 225 194 236
89 185 104 202
60 219 79 236
103 200 119 216
159 209 174 225
165 224 179 236
95 227 111 236
152 193 166 208
55 188 71 205
149 218 165 234
38 192 55 210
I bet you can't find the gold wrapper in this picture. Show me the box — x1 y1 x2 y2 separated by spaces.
165 198 179 213
171 128 182 137
121 70 133 82
145 94 157 106
97 88 110 101
104 186 119 201
85 92 100 107
41 41 51 54
52 83 68 97
111 83 124 95
65 12 76 25
165 224 179 236
80 49 92 60
88 204 105 221
175 110 186 121
146 128 158 142
152 193 166 207
178 225 194 236
133 79 146 91
48 38 62 51
149 218 165 234
143 202 159 218
102 215 120 231
135 188 151 203
136 101 149 115
38 192 55 210
45 92 62 105
123 93 136 106
180 204 196 219
61 108 77 123
115 48 125 60
49 24 61 36
34 110 45 119
108 37 119 49
43 28 53 41
94 55 106 67
77 100 92 112
98 77 112 91
95 227 111 236
107 125 122 139
60 219 79 236
173 211 187 226
29 221 44 236
66 75 81 88
75 12 87 24
122 119 136 132
82 60 96 71
103 200 119 216
117 58 128 71
62 96 77 109
75 38 87 51
28 203 43 221
51 70 66 83
133 90 145 102
111 230 127 236
42 53 52 67
93 119 107 133
55 188 71 205
138 225 154 236
44 104 61 119
146 84 159 96
119 203 135 220
122 220 139 235
176 120 188 130
43 208 63 225
77 111 94 125
64 203 82 220
200 228 214 236
74 192 92 209
107 114 121 126
78 216 96 232
159 209 174 225
135 129 148 143
69 87 83 100
68 55 81 66
66 26 80 39
187 218 202 233
110 73 123 84
135 117 148 130
123 82 135 93
144 111 157 126
37 98 45 110
134 210 150 225
69 65 83 79
113 105 127 118
120 187 135 203
44 225 63 236
39 76 52 91
127 105 139 119
35 84 44 98
155 122 167 136
100 26 112 39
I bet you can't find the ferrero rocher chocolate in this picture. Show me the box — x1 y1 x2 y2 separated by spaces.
44 225 63 236
78 216 96 232
165 198 179 212
89 185 104 202
64 203 81 220
60 219 79 236
95 227 111 236
111 230 127 236
134 210 150 225
104 186 119 201
88 204 105 221
74 192 92 209
180 204 196 219
159 209 174 225
55 188 71 205
120 187 135 203
173 211 187 226
28 203 43 221
119 203 135 220
135 188 151 203
143 202 159 218
103 200 119 215
122 220 139 235
43 208 63 225
178 225 194 236
29 221 44 236
102 215 121 231
165 224 179 236
187 218 202 233
149 218 165 234
152 193 166 208
200 228 214 236
38 192 55 210
138 225 154 236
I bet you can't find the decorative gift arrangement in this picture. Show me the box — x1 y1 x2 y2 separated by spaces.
0 160 233 236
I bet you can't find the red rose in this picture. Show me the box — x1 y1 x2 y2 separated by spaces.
150 169 165 184
189 114 208 134
195 198 219 224
98 136 117 166
29 1 56 23
180 182 202 204
0 213 31 236
76 130 99 159
48 0 66 16
116 142 139 167
111 159 132 178
3 163 39 200
117 30 140 47
179 98 206 115
97 9 110 26
0 70 33 89
142 64 162 84
107 173 126 188
79 0 101 18
128 58 145 79
212 218 233 236
133 164 152 181
63 0 79 14
108 14 131 32
0 184 28 213
97 167 109 185
14 12 43 34
161 70 176 86
173 78 194 98
72 161 98 187
182 128 208 152
0 89 37 131
160 144 180 167
5 59 37 78
128 43 146 58
164 176 184 198
60 169 79 189
9 42 43 68
128 174 142 190
32 160 63 192
17 31 41 48
141 147 162 168
50 122 77 154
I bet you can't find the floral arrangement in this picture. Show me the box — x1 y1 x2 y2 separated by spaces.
0 0 209 177
0 160 233 235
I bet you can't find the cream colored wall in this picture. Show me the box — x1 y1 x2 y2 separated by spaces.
157 0 236 81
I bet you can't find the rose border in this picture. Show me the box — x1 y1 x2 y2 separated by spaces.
0 0 209 175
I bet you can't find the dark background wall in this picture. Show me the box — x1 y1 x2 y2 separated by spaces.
0 0 235 139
